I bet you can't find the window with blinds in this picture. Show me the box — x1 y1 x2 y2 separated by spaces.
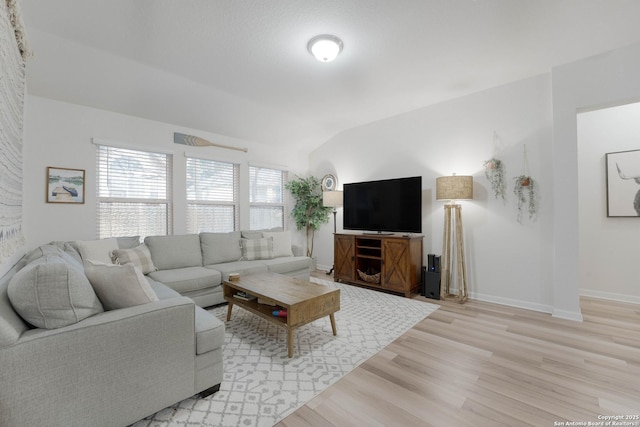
186 157 239 233
96 144 172 239
249 166 287 230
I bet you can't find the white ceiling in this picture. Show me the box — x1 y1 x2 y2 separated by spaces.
20 0 640 153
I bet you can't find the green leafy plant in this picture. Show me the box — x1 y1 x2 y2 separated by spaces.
285 175 332 258
483 157 506 200
513 175 537 223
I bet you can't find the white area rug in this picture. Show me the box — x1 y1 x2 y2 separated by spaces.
133 278 439 427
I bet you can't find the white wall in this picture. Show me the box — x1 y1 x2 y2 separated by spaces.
308 41 640 317
577 102 640 303
551 42 640 319
22 95 309 250
310 74 556 313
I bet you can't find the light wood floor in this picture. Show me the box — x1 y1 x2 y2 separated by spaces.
277 273 640 427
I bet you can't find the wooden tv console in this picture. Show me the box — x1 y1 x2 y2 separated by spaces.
333 233 423 298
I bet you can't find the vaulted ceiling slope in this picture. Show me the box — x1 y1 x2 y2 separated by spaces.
20 0 640 153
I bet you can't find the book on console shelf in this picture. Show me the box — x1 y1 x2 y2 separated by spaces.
233 292 257 301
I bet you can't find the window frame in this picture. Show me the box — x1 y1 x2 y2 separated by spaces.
95 142 173 239
249 165 288 230
185 156 240 233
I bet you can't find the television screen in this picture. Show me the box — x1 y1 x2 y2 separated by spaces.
343 176 422 234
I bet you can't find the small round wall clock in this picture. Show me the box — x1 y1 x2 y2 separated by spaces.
321 174 337 191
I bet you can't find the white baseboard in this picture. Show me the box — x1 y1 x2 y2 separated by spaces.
469 291 554 315
579 288 640 305
551 308 584 322
315 263 332 273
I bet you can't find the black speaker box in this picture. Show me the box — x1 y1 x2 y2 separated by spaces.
423 270 441 300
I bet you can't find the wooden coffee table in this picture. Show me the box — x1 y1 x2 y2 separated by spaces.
223 272 340 358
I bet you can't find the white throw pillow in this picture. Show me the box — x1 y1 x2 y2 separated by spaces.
75 238 118 264
84 260 159 310
262 231 293 258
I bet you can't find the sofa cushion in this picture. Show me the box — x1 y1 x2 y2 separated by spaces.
147 279 182 300
142 281 224 354
205 261 268 281
147 266 220 294
262 231 293 258
241 230 264 240
75 238 119 264
241 227 283 240
145 234 202 270
8 255 104 329
112 244 158 274
261 256 311 275
241 237 273 261
84 260 159 310
116 235 141 249
200 231 242 265
195 306 225 355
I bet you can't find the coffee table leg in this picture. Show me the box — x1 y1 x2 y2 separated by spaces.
287 328 294 358
226 302 233 321
329 313 337 336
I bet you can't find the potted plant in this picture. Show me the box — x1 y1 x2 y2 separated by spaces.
513 175 537 223
285 175 332 258
483 157 506 200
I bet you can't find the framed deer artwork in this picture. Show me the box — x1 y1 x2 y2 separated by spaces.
606 149 640 217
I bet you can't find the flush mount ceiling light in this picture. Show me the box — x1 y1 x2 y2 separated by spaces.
307 34 343 62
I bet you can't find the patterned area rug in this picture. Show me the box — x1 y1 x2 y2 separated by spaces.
132 278 439 427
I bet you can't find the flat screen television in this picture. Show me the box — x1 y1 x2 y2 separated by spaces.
343 176 422 234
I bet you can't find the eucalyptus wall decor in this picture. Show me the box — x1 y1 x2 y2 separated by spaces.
513 175 536 223
484 131 506 200
483 157 506 200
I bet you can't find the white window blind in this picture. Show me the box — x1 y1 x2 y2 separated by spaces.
249 166 287 230
186 157 239 233
96 144 172 239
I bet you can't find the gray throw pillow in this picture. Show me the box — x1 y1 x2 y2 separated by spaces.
84 260 159 310
8 255 104 329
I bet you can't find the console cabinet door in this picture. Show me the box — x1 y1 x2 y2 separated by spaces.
334 234 355 281
381 238 411 292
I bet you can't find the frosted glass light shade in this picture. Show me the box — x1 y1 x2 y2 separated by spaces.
436 175 473 201
307 35 343 62
322 190 343 207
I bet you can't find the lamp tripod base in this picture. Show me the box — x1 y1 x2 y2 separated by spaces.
440 203 468 304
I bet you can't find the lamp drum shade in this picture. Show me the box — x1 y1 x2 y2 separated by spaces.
436 176 473 200
322 190 343 207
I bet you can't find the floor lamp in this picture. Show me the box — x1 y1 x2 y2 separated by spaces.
322 190 343 275
436 175 473 303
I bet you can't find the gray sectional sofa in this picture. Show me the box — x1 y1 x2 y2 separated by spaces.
0 230 310 426
144 231 311 307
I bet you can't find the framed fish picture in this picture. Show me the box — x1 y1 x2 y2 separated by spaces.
605 149 640 217
46 167 85 204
